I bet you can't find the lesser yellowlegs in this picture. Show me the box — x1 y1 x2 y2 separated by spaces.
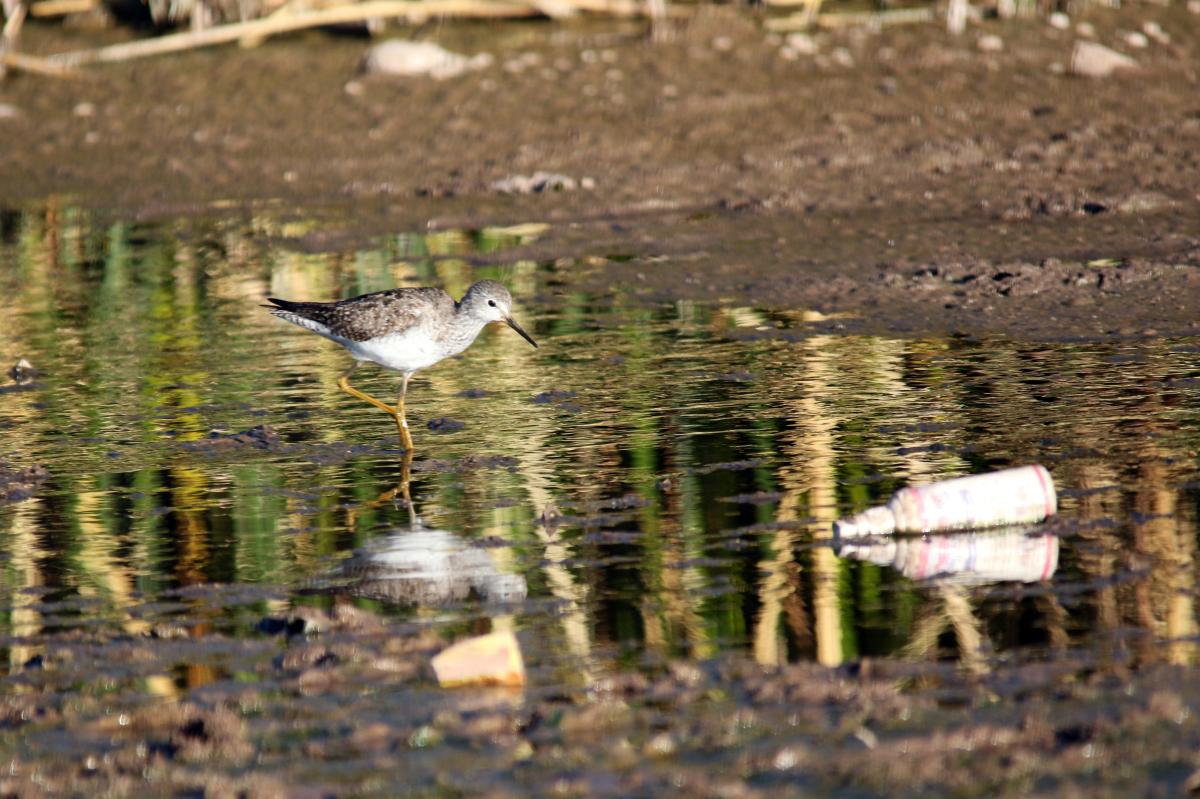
266 280 537 451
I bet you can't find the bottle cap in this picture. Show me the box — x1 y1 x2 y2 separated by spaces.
833 505 896 539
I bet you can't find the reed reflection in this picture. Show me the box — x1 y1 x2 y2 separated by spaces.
3 204 1200 678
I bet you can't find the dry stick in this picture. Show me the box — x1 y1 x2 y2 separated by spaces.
764 5 934 31
29 0 97 16
2 0 26 44
2 49 80 76
48 0 547 67
0 0 26 78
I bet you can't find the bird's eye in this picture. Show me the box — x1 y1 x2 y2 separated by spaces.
488 300 497 307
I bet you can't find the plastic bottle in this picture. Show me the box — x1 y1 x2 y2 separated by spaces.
834 464 1056 538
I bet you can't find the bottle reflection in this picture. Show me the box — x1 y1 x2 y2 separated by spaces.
835 525 1059 585
837 525 1059 675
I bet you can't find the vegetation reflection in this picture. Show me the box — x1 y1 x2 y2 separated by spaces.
1 205 1199 680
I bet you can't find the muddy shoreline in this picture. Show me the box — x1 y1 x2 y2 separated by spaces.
2 7 1199 339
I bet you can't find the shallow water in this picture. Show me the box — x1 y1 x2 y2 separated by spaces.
2 203 1199 690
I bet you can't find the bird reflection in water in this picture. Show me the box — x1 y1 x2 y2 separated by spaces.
334 451 527 606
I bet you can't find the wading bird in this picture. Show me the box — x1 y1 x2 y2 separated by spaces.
266 280 537 451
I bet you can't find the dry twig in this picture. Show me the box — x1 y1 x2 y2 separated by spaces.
48 0 654 67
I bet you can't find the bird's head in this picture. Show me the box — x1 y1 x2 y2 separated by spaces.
461 280 538 348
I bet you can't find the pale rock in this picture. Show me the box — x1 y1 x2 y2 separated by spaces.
362 40 493 79
977 34 1004 52
785 32 818 55
1048 12 1070 29
1122 31 1149 48
431 631 525 688
1142 21 1169 44
1070 41 1138 77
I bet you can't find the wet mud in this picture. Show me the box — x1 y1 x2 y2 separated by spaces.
3 4 1200 796
2 6 1199 339
5 596 1200 797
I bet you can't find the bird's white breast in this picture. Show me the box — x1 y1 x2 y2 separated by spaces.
341 328 456 373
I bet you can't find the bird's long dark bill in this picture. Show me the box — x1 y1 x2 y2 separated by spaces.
505 316 538 348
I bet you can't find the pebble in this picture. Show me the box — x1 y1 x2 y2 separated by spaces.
491 172 581 194
1075 21 1096 38
831 47 854 68
784 32 818 55
362 40 492 79
1048 12 1070 29
344 80 365 96
1122 31 1149 48
977 34 1004 52
1190 0 1200 13
1071 41 1138 77
1142 21 1169 44
712 35 734 52
0 103 19 120
73 102 96 118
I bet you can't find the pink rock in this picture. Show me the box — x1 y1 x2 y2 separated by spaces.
432 631 526 688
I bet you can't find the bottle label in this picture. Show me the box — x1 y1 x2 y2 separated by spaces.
894 465 1056 533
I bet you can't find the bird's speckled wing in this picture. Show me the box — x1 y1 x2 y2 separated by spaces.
268 287 453 342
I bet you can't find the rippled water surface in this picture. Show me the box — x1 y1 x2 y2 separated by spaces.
3 204 1200 689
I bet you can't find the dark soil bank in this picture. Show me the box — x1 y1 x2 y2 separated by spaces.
5 599 1200 797
2 6 1199 338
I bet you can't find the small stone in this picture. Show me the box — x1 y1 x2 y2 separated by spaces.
1190 0 1200 14
491 172 578 194
0 104 19 120
784 32 818 55
977 34 1004 52
426 417 464 433
1115 191 1172 214
1122 31 1149 48
830 47 854 68
1048 12 1070 29
344 80 365 96
1071 41 1138 77
362 40 492 79
1142 21 1169 44
73 102 96 117
643 732 677 757
712 35 734 52
1075 21 1096 37
9 358 35 384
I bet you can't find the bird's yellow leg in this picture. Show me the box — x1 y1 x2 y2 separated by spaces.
395 372 414 452
337 361 400 419
345 449 416 528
